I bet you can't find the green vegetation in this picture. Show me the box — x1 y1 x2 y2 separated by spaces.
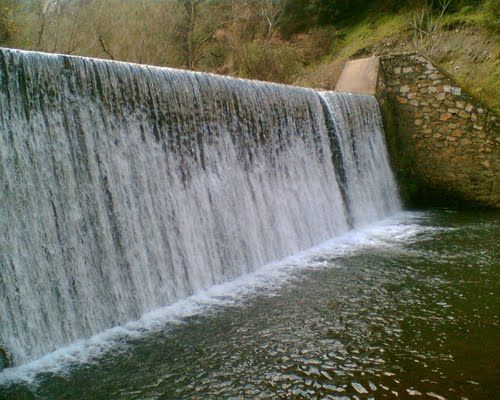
0 0 498 109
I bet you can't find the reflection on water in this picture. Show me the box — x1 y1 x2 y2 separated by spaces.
1 209 498 399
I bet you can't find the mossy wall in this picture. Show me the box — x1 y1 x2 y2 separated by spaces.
377 53 499 208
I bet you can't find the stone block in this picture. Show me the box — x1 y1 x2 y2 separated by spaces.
440 112 453 121
377 54 497 207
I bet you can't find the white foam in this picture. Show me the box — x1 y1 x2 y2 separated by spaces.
1 48 400 366
0 211 428 386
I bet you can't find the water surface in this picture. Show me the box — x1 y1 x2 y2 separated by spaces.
1 209 498 399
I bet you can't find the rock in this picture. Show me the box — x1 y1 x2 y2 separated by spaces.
458 110 470 119
403 67 413 73
439 112 453 121
436 93 446 100
456 101 465 109
465 103 474 112
400 85 410 93
451 87 462 95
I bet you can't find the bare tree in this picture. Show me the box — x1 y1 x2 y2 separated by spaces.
33 0 50 49
410 0 452 57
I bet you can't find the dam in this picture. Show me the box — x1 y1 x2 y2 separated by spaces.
0 47 497 400
0 48 400 368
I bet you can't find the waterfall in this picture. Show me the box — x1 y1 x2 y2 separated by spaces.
0 48 400 367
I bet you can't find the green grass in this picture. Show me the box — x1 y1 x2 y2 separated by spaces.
442 2 499 32
295 6 499 113
331 13 409 60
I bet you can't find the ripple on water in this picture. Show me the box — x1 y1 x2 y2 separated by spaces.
1 210 498 399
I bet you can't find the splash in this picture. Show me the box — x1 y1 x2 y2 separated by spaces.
0 48 400 366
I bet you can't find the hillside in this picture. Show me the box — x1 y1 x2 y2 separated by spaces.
294 5 499 112
1 0 498 111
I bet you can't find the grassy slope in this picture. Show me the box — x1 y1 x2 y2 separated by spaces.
294 7 499 112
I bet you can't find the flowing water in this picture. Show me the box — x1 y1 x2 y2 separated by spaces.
0 49 497 399
0 209 498 399
0 48 399 368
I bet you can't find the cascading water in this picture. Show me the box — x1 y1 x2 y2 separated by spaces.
0 48 400 368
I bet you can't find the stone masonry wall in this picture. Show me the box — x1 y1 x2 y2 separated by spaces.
378 53 499 208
